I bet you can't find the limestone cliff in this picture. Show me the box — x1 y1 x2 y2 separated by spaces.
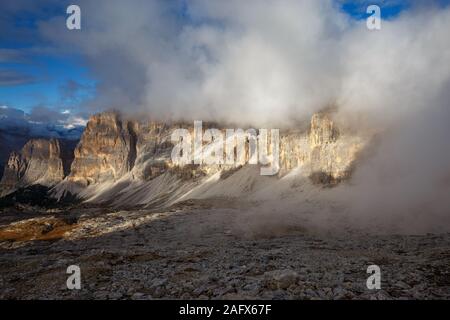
66 112 207 187
0 138 75 196
60 110 367 193
0 110 370 205
0 112 369 201
307 112 365 183
67 112 138 185
277 111 366 184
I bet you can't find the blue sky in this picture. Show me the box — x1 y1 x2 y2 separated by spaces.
0 55 94 110
0 0 95 114
0 0 448 115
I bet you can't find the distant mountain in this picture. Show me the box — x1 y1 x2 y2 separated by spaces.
0 138 77 197
0 106 85 140
0 106 84 179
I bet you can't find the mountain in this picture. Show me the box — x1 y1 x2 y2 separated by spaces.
0 106 84 180
0 110 371 208
0 106 85 140
0 138 76 196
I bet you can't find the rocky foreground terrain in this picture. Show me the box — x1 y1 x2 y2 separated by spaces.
0 201 449 300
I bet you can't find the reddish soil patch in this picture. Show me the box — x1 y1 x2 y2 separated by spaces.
0 217 77 242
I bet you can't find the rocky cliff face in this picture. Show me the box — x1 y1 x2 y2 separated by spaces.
67 112 137 186
279 111 366 183
59 110 368 195
66 112 203 186
307 112 365 183
0 130 30 181
131 121 182 180
2 110 369 204
0 138 75 196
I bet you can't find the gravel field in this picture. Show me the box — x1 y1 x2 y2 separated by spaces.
0 204 449 300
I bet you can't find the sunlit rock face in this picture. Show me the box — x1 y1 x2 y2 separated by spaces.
310 112 339 146
0 109 370 204
67 113 182 184
0 138 74 196
132 121 185 180
67 112 138 185
66 112 216 187
278 112 368 183
307 112 367 183
65 110 368 186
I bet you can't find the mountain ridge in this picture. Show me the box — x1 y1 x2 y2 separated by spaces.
0 110 371 208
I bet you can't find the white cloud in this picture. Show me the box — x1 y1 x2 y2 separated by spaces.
38 1 450 127
0 105 86 140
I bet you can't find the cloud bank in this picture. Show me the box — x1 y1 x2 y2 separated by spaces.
0 105 85 139
37 0 450 127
